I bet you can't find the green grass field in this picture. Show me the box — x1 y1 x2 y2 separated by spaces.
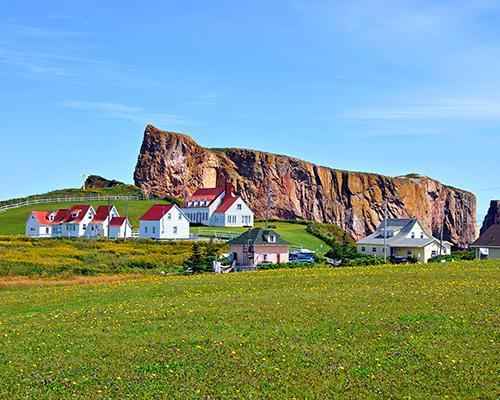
0 261 498 399
192 221 328 253
0 200 169 235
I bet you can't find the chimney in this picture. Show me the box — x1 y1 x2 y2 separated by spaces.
225 182 233 197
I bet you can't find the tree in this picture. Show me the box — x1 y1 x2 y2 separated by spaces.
184 242 206 273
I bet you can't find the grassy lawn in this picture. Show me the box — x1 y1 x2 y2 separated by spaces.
0 236 226 278
0 261 498 399
0 200 170 235
192 221 328 253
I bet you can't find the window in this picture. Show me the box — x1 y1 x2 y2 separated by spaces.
153 226 156 234
431 250 437 257
83 224 87 230
411 232 415 238
382 247 385 253
237 204 242 210
407 250 412 255
361 246 365 252
178 213 182 220
167 213 171 220
173 226 178 234
420 232 424 238
372 247 376 252
30 227 35 232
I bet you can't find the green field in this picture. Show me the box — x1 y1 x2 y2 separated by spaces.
192 221 328 253
0 200 328 252
0 200 169 235
0 261 498 399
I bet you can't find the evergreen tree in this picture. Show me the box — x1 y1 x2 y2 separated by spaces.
185 242 205 273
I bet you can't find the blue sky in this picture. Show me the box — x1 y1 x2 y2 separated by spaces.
0 0 499 220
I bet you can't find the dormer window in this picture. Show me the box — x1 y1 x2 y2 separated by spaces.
71 211 79 218
237 204 242 210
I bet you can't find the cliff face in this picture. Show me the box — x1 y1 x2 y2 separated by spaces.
134 125 478 247
480 200 500 235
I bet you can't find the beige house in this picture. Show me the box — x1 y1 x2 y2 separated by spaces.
469 224 500 259
227 228 289 266
356 218 452 263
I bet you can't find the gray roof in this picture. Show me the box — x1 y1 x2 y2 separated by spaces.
357 218 446 248
227 228 289 246
470 224 500 248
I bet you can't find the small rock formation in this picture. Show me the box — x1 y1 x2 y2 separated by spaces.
85 175 124 189
480 200 500 235
134 125 478 247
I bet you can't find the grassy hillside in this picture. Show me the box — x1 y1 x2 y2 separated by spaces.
0 185 142 208
192 221 329 253
0 261 498 399
0 200 169 235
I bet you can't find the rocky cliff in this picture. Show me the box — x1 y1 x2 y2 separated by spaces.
134 125 478 247
480 200 500 235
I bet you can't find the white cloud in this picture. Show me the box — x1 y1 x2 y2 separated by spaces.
337 99 500 121
57 101 189 126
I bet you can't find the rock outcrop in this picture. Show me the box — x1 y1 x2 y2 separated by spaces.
480 200 500 235
85 175 124 189
134 125 478 247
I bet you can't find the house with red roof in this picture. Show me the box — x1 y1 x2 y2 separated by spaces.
139 204 190 239
26 205 96 238
26 211 54 237
181 183 254 227
108 217 133 239
86 205 120 237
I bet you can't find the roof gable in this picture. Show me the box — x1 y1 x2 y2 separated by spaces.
109 216 127 227
31 211 51 225
471 224 500 247
140 204 174 221
214 196 240 214
227 228 289 246
90 205 117 224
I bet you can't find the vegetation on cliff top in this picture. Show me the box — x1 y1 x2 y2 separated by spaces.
0 261 497 398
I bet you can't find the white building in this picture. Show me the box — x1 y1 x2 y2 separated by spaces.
25 211 53 237
86 205 120 237
356 218 452 263
139 204 190 240
470 224 500 259
181 183 254 227
108 217 133 239
60 205 96 238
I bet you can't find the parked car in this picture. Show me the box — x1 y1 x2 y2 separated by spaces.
289 249 316 263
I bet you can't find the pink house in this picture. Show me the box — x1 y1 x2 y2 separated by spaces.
227 228 289 266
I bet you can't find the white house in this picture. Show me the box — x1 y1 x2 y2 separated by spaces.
25 211 53 237
181 183 254 227
356 218 452 263
139 204 190 240
60 205 96 238
470 224 500 259
108 217 133 239
86 205 120 237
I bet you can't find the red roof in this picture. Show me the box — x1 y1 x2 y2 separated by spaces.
140 204 174 221
65 205 92 224
109 216 127 227
90 206 115 224
214 196 240 213
31 211 51 225
52 209 71 224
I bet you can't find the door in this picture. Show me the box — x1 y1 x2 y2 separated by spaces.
277 253 280 263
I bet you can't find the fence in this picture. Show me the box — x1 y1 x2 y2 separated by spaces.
0 195 141 213
196 227 241 240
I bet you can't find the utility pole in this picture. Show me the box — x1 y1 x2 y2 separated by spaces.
107 197 111 239
439 206 446 256
383 198 388 263
265 187 272 229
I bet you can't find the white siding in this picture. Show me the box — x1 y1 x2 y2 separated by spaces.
139 205 190 240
